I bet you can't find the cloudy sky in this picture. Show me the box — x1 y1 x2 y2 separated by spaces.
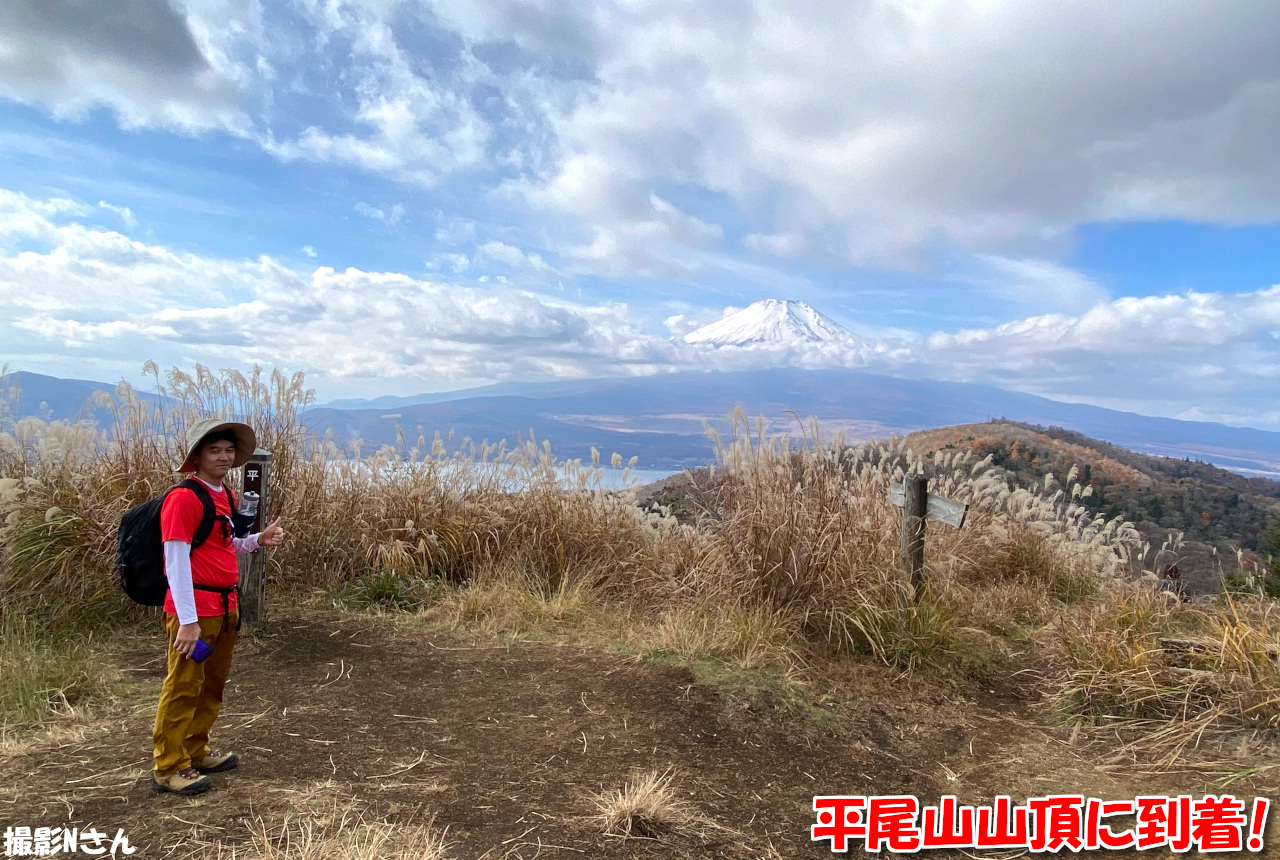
1 1 1279 427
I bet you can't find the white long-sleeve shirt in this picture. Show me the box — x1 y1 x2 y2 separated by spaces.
163 478 262 625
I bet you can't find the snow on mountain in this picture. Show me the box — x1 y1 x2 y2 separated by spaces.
684 299 856 348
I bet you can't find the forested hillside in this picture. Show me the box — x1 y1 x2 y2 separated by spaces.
905 421 1280 592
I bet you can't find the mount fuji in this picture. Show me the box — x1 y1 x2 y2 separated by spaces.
684 299 858 348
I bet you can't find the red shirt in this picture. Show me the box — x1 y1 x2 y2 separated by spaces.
160 482 239 617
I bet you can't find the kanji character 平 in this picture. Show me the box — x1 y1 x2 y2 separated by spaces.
812 796 867 852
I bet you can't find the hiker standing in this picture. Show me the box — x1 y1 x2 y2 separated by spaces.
151 419 285 796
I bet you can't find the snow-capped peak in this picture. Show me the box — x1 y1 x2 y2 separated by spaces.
684 299 854 348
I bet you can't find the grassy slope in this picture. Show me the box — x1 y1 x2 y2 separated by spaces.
904 421 1280 593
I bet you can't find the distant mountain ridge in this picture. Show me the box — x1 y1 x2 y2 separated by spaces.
10 367 1280 477
0 371 160 425
311 368 1280 475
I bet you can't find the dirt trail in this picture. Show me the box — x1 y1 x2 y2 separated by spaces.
0 610 1264 858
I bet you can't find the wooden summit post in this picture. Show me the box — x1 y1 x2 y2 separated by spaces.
889 475 968 602
238 447 271 631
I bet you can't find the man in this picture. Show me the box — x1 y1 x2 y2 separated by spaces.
151 419 285 796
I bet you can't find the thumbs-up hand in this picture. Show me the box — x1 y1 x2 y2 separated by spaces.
259 516 285 547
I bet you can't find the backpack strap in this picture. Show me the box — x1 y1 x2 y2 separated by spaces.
179 478 219 551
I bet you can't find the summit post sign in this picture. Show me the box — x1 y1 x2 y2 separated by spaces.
238 448 271 630
889 476 968 601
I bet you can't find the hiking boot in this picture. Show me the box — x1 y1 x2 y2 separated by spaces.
151 767 212 796
193 751 240 774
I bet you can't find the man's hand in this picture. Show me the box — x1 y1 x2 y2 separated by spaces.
173 622 201 657
259 516 285 547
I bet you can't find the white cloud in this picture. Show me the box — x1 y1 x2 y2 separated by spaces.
745 232 808 258
520 165 727 279
912 286 1280 420
428 0 1280 267
7 1 1280 281
965 256 1110 313
0 189 682 385
355 202 405 226
427 252 471 274
301 245 318 258
251 3 495 187
5 188 1280 428
477 240 552 273
435 216 477 246
97 201 138 228
663 314 704 339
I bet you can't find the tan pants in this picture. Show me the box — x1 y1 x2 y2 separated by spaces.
152 611 238 780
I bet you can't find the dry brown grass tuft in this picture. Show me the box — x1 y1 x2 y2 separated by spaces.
202 806 450 860
433 565 603 638
638 601 800 670
591 768 703 839
0 610 119 740
1052 590 1280 764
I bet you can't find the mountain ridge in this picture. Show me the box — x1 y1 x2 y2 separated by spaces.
9 367 1280 477
901 421 1280 593
304 367 1280 475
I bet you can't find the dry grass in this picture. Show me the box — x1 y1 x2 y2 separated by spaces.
240 816 448 860
0 610 118 740
590 768 703 839
199 806 449 860
1052 589 1280 764
4 362 1276 767
433 566 603 637
637 601 799 670
693 412 1138 669
0 366 1139 660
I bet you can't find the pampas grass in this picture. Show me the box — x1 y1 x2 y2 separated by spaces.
6 362 1276 765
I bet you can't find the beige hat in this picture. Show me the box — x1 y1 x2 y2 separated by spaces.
178 418 257 472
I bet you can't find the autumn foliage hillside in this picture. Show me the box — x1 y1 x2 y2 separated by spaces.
904 421 1280 593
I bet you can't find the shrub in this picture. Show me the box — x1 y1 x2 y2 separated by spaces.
338 570 445 612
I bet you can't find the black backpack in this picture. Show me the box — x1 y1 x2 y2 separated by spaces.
117 479 236 606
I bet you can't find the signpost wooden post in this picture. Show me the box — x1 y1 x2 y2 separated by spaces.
889 475 968 602
238 448 271 631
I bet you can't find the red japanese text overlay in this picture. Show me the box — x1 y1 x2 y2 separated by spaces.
811 795 1270 853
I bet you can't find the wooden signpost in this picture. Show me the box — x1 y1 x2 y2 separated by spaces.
889 475 968 601
238 448 272 631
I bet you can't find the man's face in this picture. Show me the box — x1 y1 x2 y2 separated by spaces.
197 439 236 480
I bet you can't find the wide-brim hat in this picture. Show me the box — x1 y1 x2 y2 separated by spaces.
178 418 257 472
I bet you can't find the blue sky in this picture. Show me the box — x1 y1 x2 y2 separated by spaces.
1 1 1279 428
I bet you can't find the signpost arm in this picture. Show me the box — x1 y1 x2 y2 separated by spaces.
901 474 928 602
238 448 272 632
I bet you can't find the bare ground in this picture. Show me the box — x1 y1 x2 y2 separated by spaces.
2 608 1277 859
